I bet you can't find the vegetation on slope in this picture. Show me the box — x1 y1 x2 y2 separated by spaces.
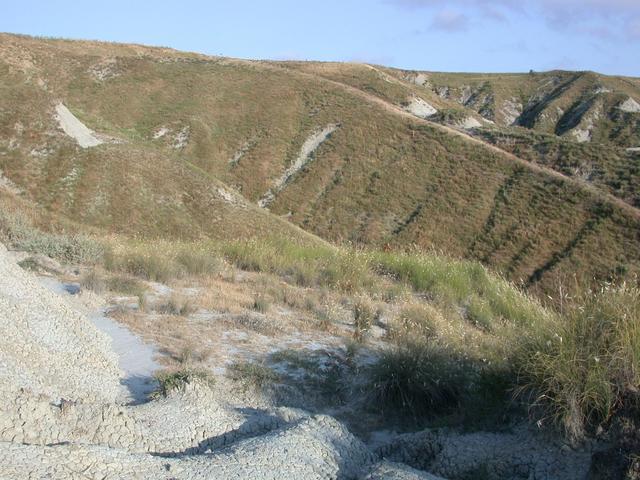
473 127 640 208
1 33 639 298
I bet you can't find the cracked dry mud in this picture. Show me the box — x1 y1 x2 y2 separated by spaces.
0 243 596 479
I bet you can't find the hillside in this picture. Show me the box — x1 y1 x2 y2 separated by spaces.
1 33 639 296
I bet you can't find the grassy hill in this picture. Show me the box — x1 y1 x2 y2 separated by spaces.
1 33 639 296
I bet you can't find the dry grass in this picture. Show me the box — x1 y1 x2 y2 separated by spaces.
517 284 640 442
3 33 638 299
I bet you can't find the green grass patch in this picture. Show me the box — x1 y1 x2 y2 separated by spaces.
221 238 374 292
371 251 542 329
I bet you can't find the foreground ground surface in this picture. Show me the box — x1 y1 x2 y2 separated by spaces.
0 243 602 479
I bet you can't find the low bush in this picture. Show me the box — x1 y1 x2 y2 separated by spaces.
157 294 196 316
227 361 280 389
80 269 105 293
153 368 215 397
105 276 145 296
251 296 269 313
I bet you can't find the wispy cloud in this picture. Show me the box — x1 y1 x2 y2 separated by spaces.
431 10 469 32
628 17 640 39
385 0 640 41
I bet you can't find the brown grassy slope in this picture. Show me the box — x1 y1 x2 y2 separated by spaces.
471 127 640 208
0 33 639 295
0 35 322 244
277 61 640 210
282 62 640 147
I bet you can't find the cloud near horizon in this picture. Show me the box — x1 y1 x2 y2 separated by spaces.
387 0 640 39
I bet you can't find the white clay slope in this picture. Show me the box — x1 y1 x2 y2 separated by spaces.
54 102 104 148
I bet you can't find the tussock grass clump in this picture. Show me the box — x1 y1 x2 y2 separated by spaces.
104 241 222 282
105 276 145 296
353 297 374 341
370 340 474 418
174 345 210 365
153 368 215 397
367 253 555 428
80 269 105 293
227 361 280 389
251 296 269 313
157 294 196 316
175 249 220 276
517 284 640 442
112 251 181 283
393 305 438 339
370 337 518 427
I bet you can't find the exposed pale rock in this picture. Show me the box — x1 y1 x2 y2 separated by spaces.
404 97 438 119
618 97 640 113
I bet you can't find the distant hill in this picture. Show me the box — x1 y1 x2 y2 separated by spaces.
1 33 639 294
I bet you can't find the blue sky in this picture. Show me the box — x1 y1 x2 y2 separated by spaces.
2 0 639 76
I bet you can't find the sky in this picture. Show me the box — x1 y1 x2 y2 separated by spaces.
2 0 639 76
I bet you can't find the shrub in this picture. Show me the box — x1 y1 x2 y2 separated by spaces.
353 298 374 341
153 368 215 397
252 296 270 313
80 269 105 293
517 284 640 442
105 276 145 296
227 361 280 389
157 294 196 316
17 257 41 271
369 340 473 418
0 210 104 264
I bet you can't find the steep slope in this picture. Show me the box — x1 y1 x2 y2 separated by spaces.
1 33 639 295
383 68 640 147
270 61 640 210
471 127 640 208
